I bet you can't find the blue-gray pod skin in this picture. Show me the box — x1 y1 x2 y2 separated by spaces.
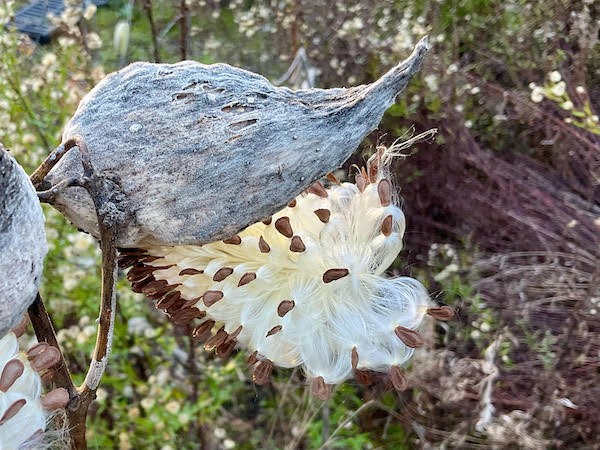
43 38 428 247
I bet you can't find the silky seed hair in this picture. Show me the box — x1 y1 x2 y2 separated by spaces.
120 154 453 394
0 332 67 449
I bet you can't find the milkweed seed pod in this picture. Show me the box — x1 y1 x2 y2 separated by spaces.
0 332 67 449
0 147 47 336
40 38 428 247
119 155 454 398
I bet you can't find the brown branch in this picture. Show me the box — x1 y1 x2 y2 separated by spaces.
143 0 161 63
178 0 189 60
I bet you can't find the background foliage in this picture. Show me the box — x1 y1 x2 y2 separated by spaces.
1 0 599 448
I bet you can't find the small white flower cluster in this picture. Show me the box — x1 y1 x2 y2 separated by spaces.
122 160 453 398
0 332 68 449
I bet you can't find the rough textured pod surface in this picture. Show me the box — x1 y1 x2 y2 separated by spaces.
42 38 428 247
0 147 47 336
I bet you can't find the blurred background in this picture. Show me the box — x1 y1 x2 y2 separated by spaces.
0 0 599 448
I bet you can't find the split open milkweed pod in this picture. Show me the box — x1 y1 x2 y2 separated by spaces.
0 332 67 449
120 154 454 396
0 147 47 336
39 38 428 247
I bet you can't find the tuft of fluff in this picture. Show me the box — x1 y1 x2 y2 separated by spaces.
121 159 453 395
0 332 46 449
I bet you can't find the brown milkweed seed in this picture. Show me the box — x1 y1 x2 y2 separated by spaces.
247 350 259 366
377 179 392 206
203 290 224 307
314 209 331 223
275 216 293 238
213 267 234 282
266 325 283 337
354 370 373 386
29 346 61 372
262 217 272 225
192 320 215 341
394 326 424 348
0 399 26 425
381 215 393 236
355 173 366 192
426 306 455 321
277 300 295 317
205 327 229 350
179 268 204 276
311 376 332 400
307 181 328 198
223 235 242 245
389 365 408 391
351 347 359 370
253 360 273 385
258 236 271 253
238 272 257 286
216 340 236 358
323 268 349 283
0 359 24 392
289 235 306 252
288 199 297 207
41 388 69 410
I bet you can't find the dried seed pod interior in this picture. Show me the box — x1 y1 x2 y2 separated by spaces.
121 160 440 389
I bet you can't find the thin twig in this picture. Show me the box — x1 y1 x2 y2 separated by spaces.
178 0 189 60
142 0 161 63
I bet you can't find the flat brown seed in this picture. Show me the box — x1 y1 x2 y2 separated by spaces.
288 199 297 207
27 342 50 358
0 359 24 392
351 347 359 370
171 308 206 325
156 291 181 310
354 369 373 386
203 290 224 307
223 235 242 245
238 272 257 286
41 388 70 410
275 217 293 238
355 173 366 192
311 376 332 400
427 306 455 321
277 300 295 317
192 320 215 341
381 215 393 236
247 350 259 366
205 327 229 350
0 399 26 425
253 360 273 385
227 325 243 341
258 236 271 253
307 181 328 198
314 209 331 223
323 268 349 283
12 315 28 338
389 366 408 391
394 326 424 348
326 173 341 184
377 179 392 207
213 267 234 282
179 268 204 276
29 345 61 372
216 340 236 358
266 325 283 337
289 235 306 252
262 217 272 225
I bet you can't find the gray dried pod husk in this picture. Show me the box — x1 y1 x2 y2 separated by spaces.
42 38 428 247
0 147 47 336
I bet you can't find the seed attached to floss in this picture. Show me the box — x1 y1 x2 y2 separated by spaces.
0 399 26 425
266 325 283 337
289 235 306 252
277 300 295 317
275 216 293 238
378 178 392 207
223 235 242 245
213 267 234 282
262 217 272 225
322 268 349 283
427 306 455 321
238 272 256 286
0 359 25 392
394 326 424 348
253 360 273 385
203 290 224 307
41 388 70 410
258 236 271 253
119 149 436 395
